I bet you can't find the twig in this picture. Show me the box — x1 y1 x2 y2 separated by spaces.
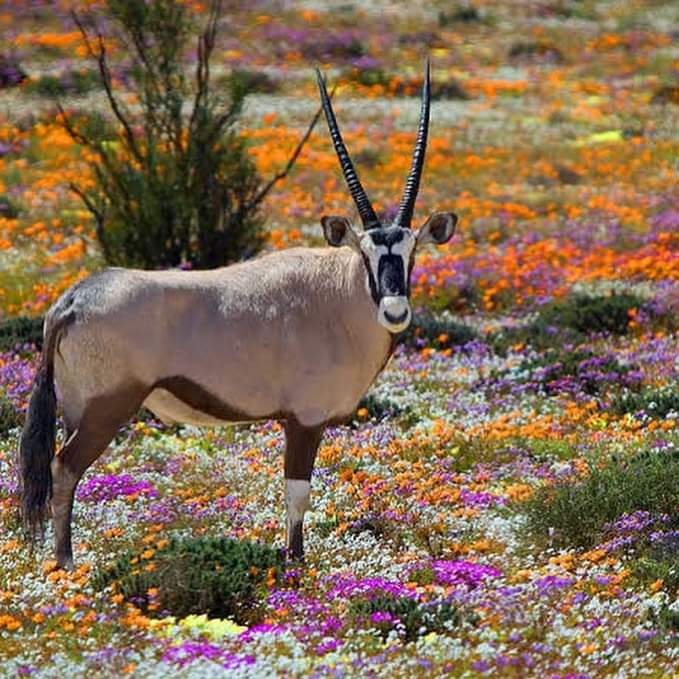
71 10 143 164
68 182 110 261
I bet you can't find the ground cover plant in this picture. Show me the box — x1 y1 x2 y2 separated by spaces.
1 0 678 676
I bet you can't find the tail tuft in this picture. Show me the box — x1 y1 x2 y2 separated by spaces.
18 363 57 541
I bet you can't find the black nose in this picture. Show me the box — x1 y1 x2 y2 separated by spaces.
384 308 408 324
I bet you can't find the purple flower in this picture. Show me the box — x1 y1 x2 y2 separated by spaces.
428 560 502 588
326 575 417 600
162 641 254 670
370 611 398 624
76 473 158 502
315 639 343 655
534 575 574 595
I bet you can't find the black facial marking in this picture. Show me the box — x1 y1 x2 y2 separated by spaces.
362 253 380 305
378 254 407 298
369 229 404 248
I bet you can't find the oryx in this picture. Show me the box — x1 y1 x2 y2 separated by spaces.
19 62 457 569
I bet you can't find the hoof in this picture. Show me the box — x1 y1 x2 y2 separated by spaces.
283 547 305 564
56 555 75 572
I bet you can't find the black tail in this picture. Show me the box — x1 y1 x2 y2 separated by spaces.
18 318 61 540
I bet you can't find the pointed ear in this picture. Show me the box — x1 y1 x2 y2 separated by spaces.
321 216 360 249
416 212 458 246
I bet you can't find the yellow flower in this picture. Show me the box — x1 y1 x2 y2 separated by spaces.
179 614 246 640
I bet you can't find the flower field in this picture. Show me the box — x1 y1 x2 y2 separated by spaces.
1 0 679 676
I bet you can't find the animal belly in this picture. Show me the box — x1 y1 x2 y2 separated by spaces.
143 388 242 427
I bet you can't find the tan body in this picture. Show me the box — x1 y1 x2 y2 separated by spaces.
53 247 391 431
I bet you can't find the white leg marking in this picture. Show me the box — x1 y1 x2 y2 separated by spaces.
285 479 311 526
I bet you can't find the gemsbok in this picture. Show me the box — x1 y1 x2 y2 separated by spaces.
19 62 457 569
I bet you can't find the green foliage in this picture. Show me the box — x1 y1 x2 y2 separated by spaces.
401 311 478 349
0 316 43 351
632 549 679 594
520 447 679 549
438 6 483 25
227 68 279 95
647 605 679 633
64 0 273 269
93 536 283 623
0 194 20 218
610 385 679 419
490 293 645 354
0 395 22 435
25 69 101 97
539 293 642 335
350 68 390 88
355 393 417 428
350 595 461 642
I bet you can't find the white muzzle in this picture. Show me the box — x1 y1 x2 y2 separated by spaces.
378 295 412 333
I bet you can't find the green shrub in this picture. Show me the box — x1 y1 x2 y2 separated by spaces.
539 293 642 335
25 69 101 97
0 316 43 351
490 293 646 354
62 0 311 270
610 386 679 419
355 393 417 429
632 549 679 594
350 595 461 642
351 68 390 88
648 605 679 633
0 194 20 218
520 447 679 549
228 68 279 95
93 536 283 623
438 7 483 25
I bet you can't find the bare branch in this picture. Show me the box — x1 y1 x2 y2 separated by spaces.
56 102 93 148
189 0 221 136
71 10 143 164
68 182 110 260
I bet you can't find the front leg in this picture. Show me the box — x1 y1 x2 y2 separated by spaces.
283 418 324 560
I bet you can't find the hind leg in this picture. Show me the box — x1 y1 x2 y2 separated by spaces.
51 386 147 569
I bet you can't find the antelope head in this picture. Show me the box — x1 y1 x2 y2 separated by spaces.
316 61 458 333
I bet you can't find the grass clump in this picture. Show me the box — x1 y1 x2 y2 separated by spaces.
520 447 679 550
350 595 461 642
93 536 283 623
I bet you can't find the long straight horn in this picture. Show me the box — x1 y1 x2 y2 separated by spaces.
316 68 380 229
394 60 431 228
